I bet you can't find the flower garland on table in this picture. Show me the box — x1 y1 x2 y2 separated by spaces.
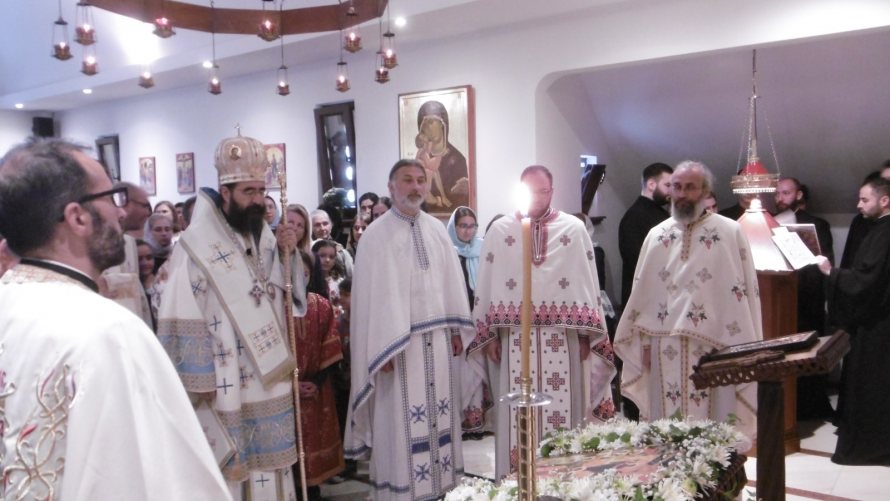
446 418 745 501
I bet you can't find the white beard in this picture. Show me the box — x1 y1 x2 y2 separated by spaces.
672 199 706 225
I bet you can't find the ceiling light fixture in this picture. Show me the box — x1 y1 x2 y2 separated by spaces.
343 0 362 53
14 103 24 109
58 0 391 93
74 1 97 45
208 1 221 95
382 3 397 70
81 48 98 76
152 0 175 38
258 0 280 42
374 14 389 83
82 88 93 94
139 66 155 88
732 49 779 196
335 2 350 93
275 1 289 96
51 0 73 60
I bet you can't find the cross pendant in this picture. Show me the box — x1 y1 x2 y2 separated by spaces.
249 281 264 306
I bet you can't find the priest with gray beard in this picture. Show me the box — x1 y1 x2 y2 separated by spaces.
345 159 474 500
614 160 762 447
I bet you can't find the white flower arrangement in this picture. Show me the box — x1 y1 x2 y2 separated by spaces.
446 418 745 501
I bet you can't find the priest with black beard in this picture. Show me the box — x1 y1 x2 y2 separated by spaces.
157 131 308 500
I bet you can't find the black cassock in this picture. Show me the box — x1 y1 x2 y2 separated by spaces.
827 214 890 465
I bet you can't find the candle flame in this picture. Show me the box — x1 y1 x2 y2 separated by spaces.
514 183 531 216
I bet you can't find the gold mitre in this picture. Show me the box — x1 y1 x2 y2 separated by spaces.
214 130 268 185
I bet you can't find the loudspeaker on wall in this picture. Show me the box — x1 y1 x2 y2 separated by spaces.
32 117 55 138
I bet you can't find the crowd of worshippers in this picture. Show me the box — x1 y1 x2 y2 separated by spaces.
1 135 888 501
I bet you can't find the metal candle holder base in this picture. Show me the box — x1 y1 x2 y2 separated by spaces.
500 379 552 501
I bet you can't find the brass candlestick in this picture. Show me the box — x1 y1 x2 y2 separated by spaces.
498 208 551 501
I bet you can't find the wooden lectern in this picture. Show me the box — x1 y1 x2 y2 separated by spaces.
691 330 849 501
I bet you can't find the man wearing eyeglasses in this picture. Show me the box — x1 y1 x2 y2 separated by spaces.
0 138 231 500
157 131 307 500
100 180 155 328
469 165 617 480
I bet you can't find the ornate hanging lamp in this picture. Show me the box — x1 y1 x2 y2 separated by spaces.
152 0 175 38
731 49 780 196
51 0 73 60
733 49 789 272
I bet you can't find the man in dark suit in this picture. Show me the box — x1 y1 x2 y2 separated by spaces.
775 176 834 419
840 164 890 268
618 162 672 307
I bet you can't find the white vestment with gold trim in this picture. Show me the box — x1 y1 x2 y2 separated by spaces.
158 190 307 501
0 263 230 500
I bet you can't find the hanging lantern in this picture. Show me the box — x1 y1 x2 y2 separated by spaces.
336 61 350 92
138 66 155 88
382 30 398 69
52 17 72 60
153 17 175 38
374 51 389 84
343 2 361 53
276 65 290 96
731 50 779 195
344 27 362 53
74 2 96 45
81 51 98 76
208 65 222 94
258 0 280 41
258 18 280 41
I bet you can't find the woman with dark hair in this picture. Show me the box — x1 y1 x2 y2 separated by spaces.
136 239 159 330
358 192 379 219
312 239 346 312
446 206 491 438
346 215 370 258
264 195 280 231
292 250 345 497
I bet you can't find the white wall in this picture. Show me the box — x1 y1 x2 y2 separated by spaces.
0 110 39 154
55 0 890 295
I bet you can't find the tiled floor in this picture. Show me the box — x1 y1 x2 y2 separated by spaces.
322 405 890 500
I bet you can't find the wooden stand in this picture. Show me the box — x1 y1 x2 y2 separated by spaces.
757 270 799 454
691 331 849 501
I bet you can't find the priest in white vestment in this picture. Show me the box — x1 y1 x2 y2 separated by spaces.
345 159 474 500
157 132 306 501
614 160 761 443
468 165 617 480
0 138 230 500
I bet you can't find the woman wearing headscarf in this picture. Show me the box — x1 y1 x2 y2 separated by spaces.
447 206 483 307
447 206 491 438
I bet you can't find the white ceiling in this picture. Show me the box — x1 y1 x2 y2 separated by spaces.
4 1 890 215
572 28 890 213
1 0 625 111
